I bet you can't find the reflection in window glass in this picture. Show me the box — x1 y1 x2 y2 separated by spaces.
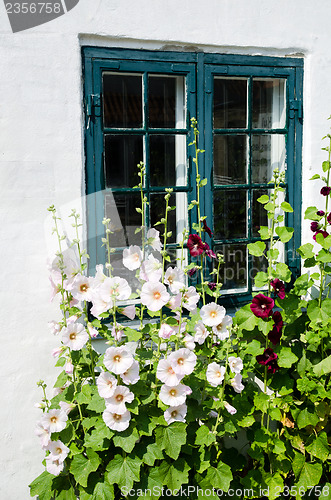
251 134 285 183
213 135 247 185
103 74 143 128
252 190 269 237
104 193 141 248
150 193 187 245
104 135 143 188
214 78 247 129
213 190 247 240
149 76 185 128
215 244 247 292
252 79 286 129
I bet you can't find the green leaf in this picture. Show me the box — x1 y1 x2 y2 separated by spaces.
257 194 270 204
253 393 270 413
87 393 106 413
157 458 190 490
155 422 187 460
113 427 139 453
92 481 114 500
142 469 163 500
106 454 142 490
313 355 331 376
234 304 257 331
84 422 112 451
320 234 331 249
297 377 317 393
296 463 323 490
316 248 331 263
52 476 77 500
244 339 264 356
142 442 164 466
204 461 233 491
306 433 330 462
254 272 269 288
124 327 142 342
304 206 320 221
297 243 315 259
292 452 305 478
274 262 292 282
267 248 279 261
281 201 293 212
247 241 266 257
29 471 54 500
54 370 68 388
308 298 331 325
275 226 294 243
70 449 101 487
264 473 284 500
278 347 298 368
259 226 272 240
195 424 216 447
322 160 330 172
296 408 319 429
200 178 208 186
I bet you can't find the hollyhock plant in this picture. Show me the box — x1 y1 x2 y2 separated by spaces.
105 386 134 414
310 221 320 232
250 293 274 319
61 322 89 351
41 409 68 434
256 348 279 374
212 314 233 340
317 210 325 216
202 219 213 237
320 186 331 196
200 302 226 327
97 372 117 398
102 408 131 431
140 281 170 311
168 348 197 377
104 346 134 375
313 229 329 241
120 360 140 385
206 362 226 387
270 278 286 299
187 233 205 256
156 358 184 387
164 404 187 424
159 384 192 406
122 245 143 271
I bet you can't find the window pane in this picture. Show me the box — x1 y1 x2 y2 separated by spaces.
213 190 247 239
215 244 247 291
150 135 186 187
150 193 187 245
252 189 269 237
214 78 247 129
104 192 142 248
103 73 143 128
149 76 185 128
213 135 247 185
251 134 285 184
252 79 286 129
104 135 143 188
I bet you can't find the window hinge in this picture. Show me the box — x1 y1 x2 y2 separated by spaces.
87 94 101 118
289 98 303 120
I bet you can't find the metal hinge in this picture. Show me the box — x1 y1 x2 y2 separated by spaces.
86 94 101 129
289 98 303 120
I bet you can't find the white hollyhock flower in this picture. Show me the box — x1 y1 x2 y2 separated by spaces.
231 374 244 393
103 409 131 431
159 384 192 406
123 245 143 271
194 321 210 345
51 346 65 358
100 276 131 305
120 305 136 320
121 360 140 385
111 325 124 342
35 421 51 448
90 293 110 319
47 440 69 463
139 254 162 282
164 267 185 294
62 323 89 351
59 401 75 415
206 362 226 387
224 401 237 415
201 302 226 327
141 282 170 311
97 372 117 398
48 320 61 336
156 358 183 387
65 360 74 374
168 348 197 377
41 409 68 434
228 356 243 374
124 342 139 356
94 264 107 286
212 315 233 340
45 456 64 476
87 324 99 339
104 346 134 375
167 293 182 311
158 323 175 340
147 228 162 252
105 385 134 414
183 334 196 351
182 286 200 312
164 404 187 424
66 274 93 302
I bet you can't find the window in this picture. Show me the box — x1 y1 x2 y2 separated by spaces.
83 47 303 306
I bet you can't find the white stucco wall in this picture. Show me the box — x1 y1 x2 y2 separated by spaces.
1 1 331 498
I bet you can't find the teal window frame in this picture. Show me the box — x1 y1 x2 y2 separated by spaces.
82 46 303 307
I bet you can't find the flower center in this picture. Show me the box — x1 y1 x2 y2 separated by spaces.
107 380 113 387
168 276 173 284
114 355 121 362
168 367 175 374
210 311 217 318
169 389 177 396
50 417 57 423
116 394 124 402
56 447 62 454
154 291 161 300
177 358 184 365
69 333 77 340
80 284 88 292
113 414 121 421
216 371 222 378
133 254 139 261
171 410 178 418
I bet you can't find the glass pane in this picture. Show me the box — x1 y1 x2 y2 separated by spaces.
251 134 286 184
150 135 186 187
215 244 247 291
252 190 269 237
104 193 142 248
252 79 286 129
104 135 143 188
214 78 247 129
149 76 185 128
103 73 143 128
213 135 247 185
150 193 187 245
213 190 247 240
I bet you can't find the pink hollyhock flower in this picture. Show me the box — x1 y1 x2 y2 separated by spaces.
100 276 131 304
123 245 143 271
48 320 61 336
212 315 232 340
201 302 226 326
188 267 198 277
141 281 170 311
270 279 286 299
321 186 331 196
45 456 64 475
182 286 200 312
203 242 216 259
87 324 99 339
256 348 279 374
224 401 237 415
66 274 93 302
90 294 110 319
65 360 74 374
230 373 244 393
164 404 187 424
35 421 51 448
206 362 225 387
202 219 213 237
228 356 243 374
94 264 107 285
187 234 205 257
183 334 196 351
194 320 209 344
250 294 274 319
159 384 192 406
147 228 162 252
51 346 65 358
159 323 175 340
168 348 197 377
41 409 68 434
47 440 69 463
62 323 89 351
120 305 136 320
111 325 124 342
97 372 117 398
104 346 134 375
139 254 162 282
103 409 131 431
59 401 75 415
121 360 140 385
313 230 329 241
105 385 134 414
156 358 183 387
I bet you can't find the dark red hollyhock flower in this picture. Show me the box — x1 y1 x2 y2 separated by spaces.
272 311 283 330
327 213 331 224
256 348 279 374
268 326 282 346
320 186 331 196
313 230 329 241
250 294 274 319
187 234 205 256
203 242 217 259
202 219 213 238
317 210 325 216
270 278 286 299
310 221 320 232
188 267 198 277
208 282 217 291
